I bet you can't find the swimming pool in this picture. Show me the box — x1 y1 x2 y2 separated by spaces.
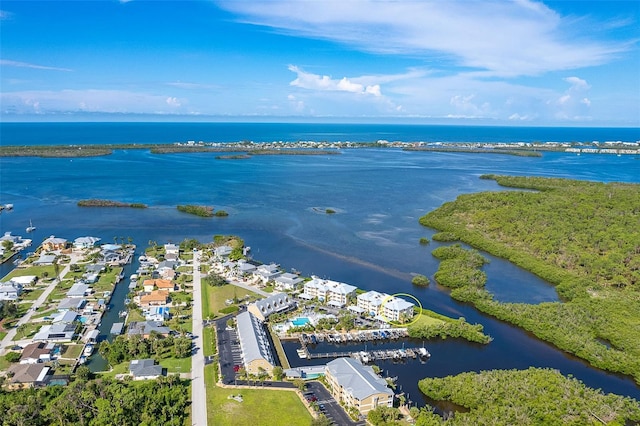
291 317 311 327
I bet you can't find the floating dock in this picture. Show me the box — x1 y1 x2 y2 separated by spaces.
110 322 124 335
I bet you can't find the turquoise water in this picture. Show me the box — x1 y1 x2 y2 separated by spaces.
291 317 311 327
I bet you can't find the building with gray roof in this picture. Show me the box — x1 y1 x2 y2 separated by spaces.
129 359 164 380
236 311 276 375
325 357 394 415
247 292 295 321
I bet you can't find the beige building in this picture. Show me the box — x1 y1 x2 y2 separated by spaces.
247 292 294 322
325 357 394 415
236 311 276 375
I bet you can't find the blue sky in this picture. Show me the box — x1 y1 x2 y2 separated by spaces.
1 0 638 125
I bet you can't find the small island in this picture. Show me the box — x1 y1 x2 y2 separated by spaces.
78 199 147 208
176 205 214 217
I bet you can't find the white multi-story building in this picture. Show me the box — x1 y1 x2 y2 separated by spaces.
357 290 415 322
303 277 357 308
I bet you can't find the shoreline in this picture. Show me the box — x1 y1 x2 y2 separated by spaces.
1 140 638 158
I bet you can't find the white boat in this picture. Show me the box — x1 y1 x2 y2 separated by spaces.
418 347 431 358
83 344 94 356
26 220 36 232
4 204 13 210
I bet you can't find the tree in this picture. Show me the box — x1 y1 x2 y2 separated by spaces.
272 366 284 381
203 272 227 287
311 415 333 426
293 378 306 391
367 406 402 425
75 366 92 381
412 274 430 286
2 239 14 252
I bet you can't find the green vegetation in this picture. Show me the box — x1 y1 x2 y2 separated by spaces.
431 232 458 242
367 406 403 425
325 208 336 214
202 283 258 320
420 175 640 383
407 308 491 344
219 305 239 315
418 368 640 425
419 237 430 245
411 274 430 286
77 199 147 208
177 204 214 217
204 272 228 287
98 334 192 368
431 244 488 289
0 375 190 425
205 365 312 426
4 351 20 363
404 146 542 157
214 210 229 217
0 145 113 157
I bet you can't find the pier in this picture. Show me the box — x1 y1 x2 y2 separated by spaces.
298 346 430 362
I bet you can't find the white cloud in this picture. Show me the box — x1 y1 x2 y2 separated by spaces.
553 76 592 120
288 65 381 96
1 59 72 72
1 89 187 115
220 0 631 76
166 81 218 90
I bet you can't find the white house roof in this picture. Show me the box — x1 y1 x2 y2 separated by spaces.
67 283 90 298
357 290 387 306
326 358 393 401
384 296 414 312
253 293 294 318
74 236 101 246
9 275 37 285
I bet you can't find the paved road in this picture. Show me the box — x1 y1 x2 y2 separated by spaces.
191 251 208 426
307 381 366 426
0 256 74 354
227 278 270 297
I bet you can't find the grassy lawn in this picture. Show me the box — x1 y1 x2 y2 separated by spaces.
203 284 259 320
171 291 193 305
13 322 42 340
0 331 7 340
411 310 447 328
205 365 311 426
21 288 45 301
203 326 216 357
126 309 146 324
3 265 56 281
32 307 58 319
92 267 123 293
61 344 84 359
97 361 130 378
160 356 191 374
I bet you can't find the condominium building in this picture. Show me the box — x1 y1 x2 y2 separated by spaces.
357 290 414 322
303 277 357 308
325 357 394 415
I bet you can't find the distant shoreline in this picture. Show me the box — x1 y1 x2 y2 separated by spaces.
0 140 638 158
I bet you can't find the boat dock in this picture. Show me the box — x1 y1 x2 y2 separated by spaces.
297 346 430 362
298 328 408 345
110 322 124 335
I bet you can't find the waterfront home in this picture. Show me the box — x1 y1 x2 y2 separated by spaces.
145 306 170 322
325 358 394 415
67 283 90 298
303 277 357 308
274 272 304 291
33 253 56 265
214 245 233 259
157 259 179 271
237 260 257 274
164 243 179 256
0 232 32 252
73 236 101 249
51 310 78 324
0 281 23 301
33 323 76 342
42 236 68 251
236 311 276 375
138 290 170 308
254 263 282 284
129 359 165 380
159 268 176 280
142 278 175 292
19 342 52 364
57 297 86 311
84 263 106 275
127 321 170 338
101 249 121 264
8 275 37 287
248 292 295 322
6 364 50 390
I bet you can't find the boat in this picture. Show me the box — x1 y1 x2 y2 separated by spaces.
4 204 13 210
26 220 36 233
83 344 94 356
418 347 431 358
297 349 308 359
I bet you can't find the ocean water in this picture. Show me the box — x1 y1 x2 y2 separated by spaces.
1 122 639 402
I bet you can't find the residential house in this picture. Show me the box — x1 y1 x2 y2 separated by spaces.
33 323 76 342
6 364 50 390
129 359 164 380
214 245 233 259
42 236 67 251
237 260 257 274
57 297 86 311
274 272 304 291
142 278 176 293
51 310 78 324
159 268 176 280
67 283 90 298
236 311 276 375
303 277 357 308
33 253 56 265
84 263 106 275
164 243 179 256
325 358 394 415
248 292 295 322
254 263 282 284
127 321 170 338
19 342 52 364
9 275 37 287
73 236 101 249
138 290 170 308
145 306 170 322
0 281 23 301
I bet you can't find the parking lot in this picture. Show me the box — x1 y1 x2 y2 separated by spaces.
306 381 366 426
